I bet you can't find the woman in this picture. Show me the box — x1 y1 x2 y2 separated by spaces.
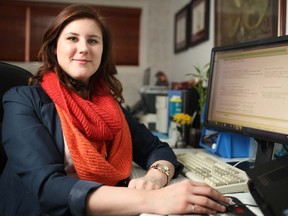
0 4 229 216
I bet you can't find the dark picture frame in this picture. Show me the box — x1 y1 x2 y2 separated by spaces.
189 0 210 47
174 4 190 53
215 0 287 47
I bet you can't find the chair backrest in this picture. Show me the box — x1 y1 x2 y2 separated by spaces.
0 62 32 173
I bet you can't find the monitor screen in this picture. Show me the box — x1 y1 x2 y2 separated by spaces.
204 35 288 165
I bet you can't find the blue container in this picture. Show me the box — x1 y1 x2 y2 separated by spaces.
200 128 250 158
169 95 182 117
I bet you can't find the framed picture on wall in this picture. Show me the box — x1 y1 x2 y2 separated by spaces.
215 0 287 47
189 0 210 47
174 4 190 53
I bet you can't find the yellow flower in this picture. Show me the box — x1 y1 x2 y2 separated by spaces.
173 113 193 125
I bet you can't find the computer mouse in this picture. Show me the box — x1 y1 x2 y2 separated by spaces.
217 196 257 215
216 197 235 213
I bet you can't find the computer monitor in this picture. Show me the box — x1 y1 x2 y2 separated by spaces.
204 35 288 167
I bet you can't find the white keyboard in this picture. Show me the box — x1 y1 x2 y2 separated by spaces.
177 151 249 194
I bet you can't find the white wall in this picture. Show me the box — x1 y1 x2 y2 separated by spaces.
8 0 288 108
170 0 214 82
10 0 172 108
9 0 149 107
170 1 288 83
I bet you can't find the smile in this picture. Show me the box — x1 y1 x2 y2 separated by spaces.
72 59 91 63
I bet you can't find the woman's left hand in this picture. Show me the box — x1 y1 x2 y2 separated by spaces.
128 161 175 190
128 175 162 190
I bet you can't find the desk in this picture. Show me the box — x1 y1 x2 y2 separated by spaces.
134 148 263 216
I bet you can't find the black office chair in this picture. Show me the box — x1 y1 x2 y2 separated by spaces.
0 62 32 174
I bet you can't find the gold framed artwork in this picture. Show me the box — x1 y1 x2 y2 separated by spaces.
215 0 287 47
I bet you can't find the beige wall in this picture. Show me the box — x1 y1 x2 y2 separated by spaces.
8 0 288 108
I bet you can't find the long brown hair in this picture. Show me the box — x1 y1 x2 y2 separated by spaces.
29 4 124 102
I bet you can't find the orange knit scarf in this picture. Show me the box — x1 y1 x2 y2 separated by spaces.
41 72 132 186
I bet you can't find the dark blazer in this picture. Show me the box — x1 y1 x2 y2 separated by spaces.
0 84 183 216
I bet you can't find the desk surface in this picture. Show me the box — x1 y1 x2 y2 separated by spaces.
137 148 263 216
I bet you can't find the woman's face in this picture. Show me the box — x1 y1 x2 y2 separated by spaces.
56 18 103 84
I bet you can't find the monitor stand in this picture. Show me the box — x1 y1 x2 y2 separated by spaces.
254 139 275 167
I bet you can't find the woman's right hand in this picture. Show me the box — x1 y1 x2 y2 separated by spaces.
149 179 229 215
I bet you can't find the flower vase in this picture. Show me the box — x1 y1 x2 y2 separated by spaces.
175 124 186 148
175 134 186 148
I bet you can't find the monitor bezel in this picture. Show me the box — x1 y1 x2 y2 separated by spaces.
203 35 288 146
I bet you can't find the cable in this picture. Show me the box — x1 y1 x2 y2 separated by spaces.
232 159 252 168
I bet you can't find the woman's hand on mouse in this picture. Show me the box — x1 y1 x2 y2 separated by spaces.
147 180 230 215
